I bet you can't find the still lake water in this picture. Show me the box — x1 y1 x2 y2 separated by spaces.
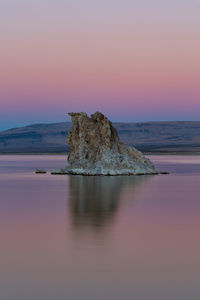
0 155 200 300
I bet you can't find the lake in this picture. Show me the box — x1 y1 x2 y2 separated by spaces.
0 155 200 300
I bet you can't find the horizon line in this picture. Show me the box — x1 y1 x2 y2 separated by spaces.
1 119 200 133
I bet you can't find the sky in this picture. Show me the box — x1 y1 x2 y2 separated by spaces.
0 0 200 130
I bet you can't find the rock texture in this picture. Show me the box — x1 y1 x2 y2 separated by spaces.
53 112 158 175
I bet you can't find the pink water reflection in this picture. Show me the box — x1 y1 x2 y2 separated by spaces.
0 155 200 299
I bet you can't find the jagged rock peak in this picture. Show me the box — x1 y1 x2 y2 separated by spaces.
53 112 158 176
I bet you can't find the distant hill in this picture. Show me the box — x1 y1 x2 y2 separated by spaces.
0 121 200 153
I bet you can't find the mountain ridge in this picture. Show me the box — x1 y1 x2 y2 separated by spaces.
0 121 200 153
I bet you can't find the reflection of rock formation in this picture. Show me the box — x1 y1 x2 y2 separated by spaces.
69 175 152 230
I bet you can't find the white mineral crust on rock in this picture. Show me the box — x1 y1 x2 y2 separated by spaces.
53 112 158 175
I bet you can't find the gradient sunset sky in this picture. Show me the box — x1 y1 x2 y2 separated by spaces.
0 0 200 130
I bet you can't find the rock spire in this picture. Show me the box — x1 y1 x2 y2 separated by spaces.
54 112 158 175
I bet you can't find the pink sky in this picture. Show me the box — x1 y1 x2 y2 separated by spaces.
0 0 200 129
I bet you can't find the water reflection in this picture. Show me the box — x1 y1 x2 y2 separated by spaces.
69 175 152 230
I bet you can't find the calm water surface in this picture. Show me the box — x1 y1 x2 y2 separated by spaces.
0 155 200 300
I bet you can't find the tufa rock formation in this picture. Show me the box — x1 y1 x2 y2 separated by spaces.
52 112 158 175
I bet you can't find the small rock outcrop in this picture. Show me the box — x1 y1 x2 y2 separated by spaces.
53 112 158 175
